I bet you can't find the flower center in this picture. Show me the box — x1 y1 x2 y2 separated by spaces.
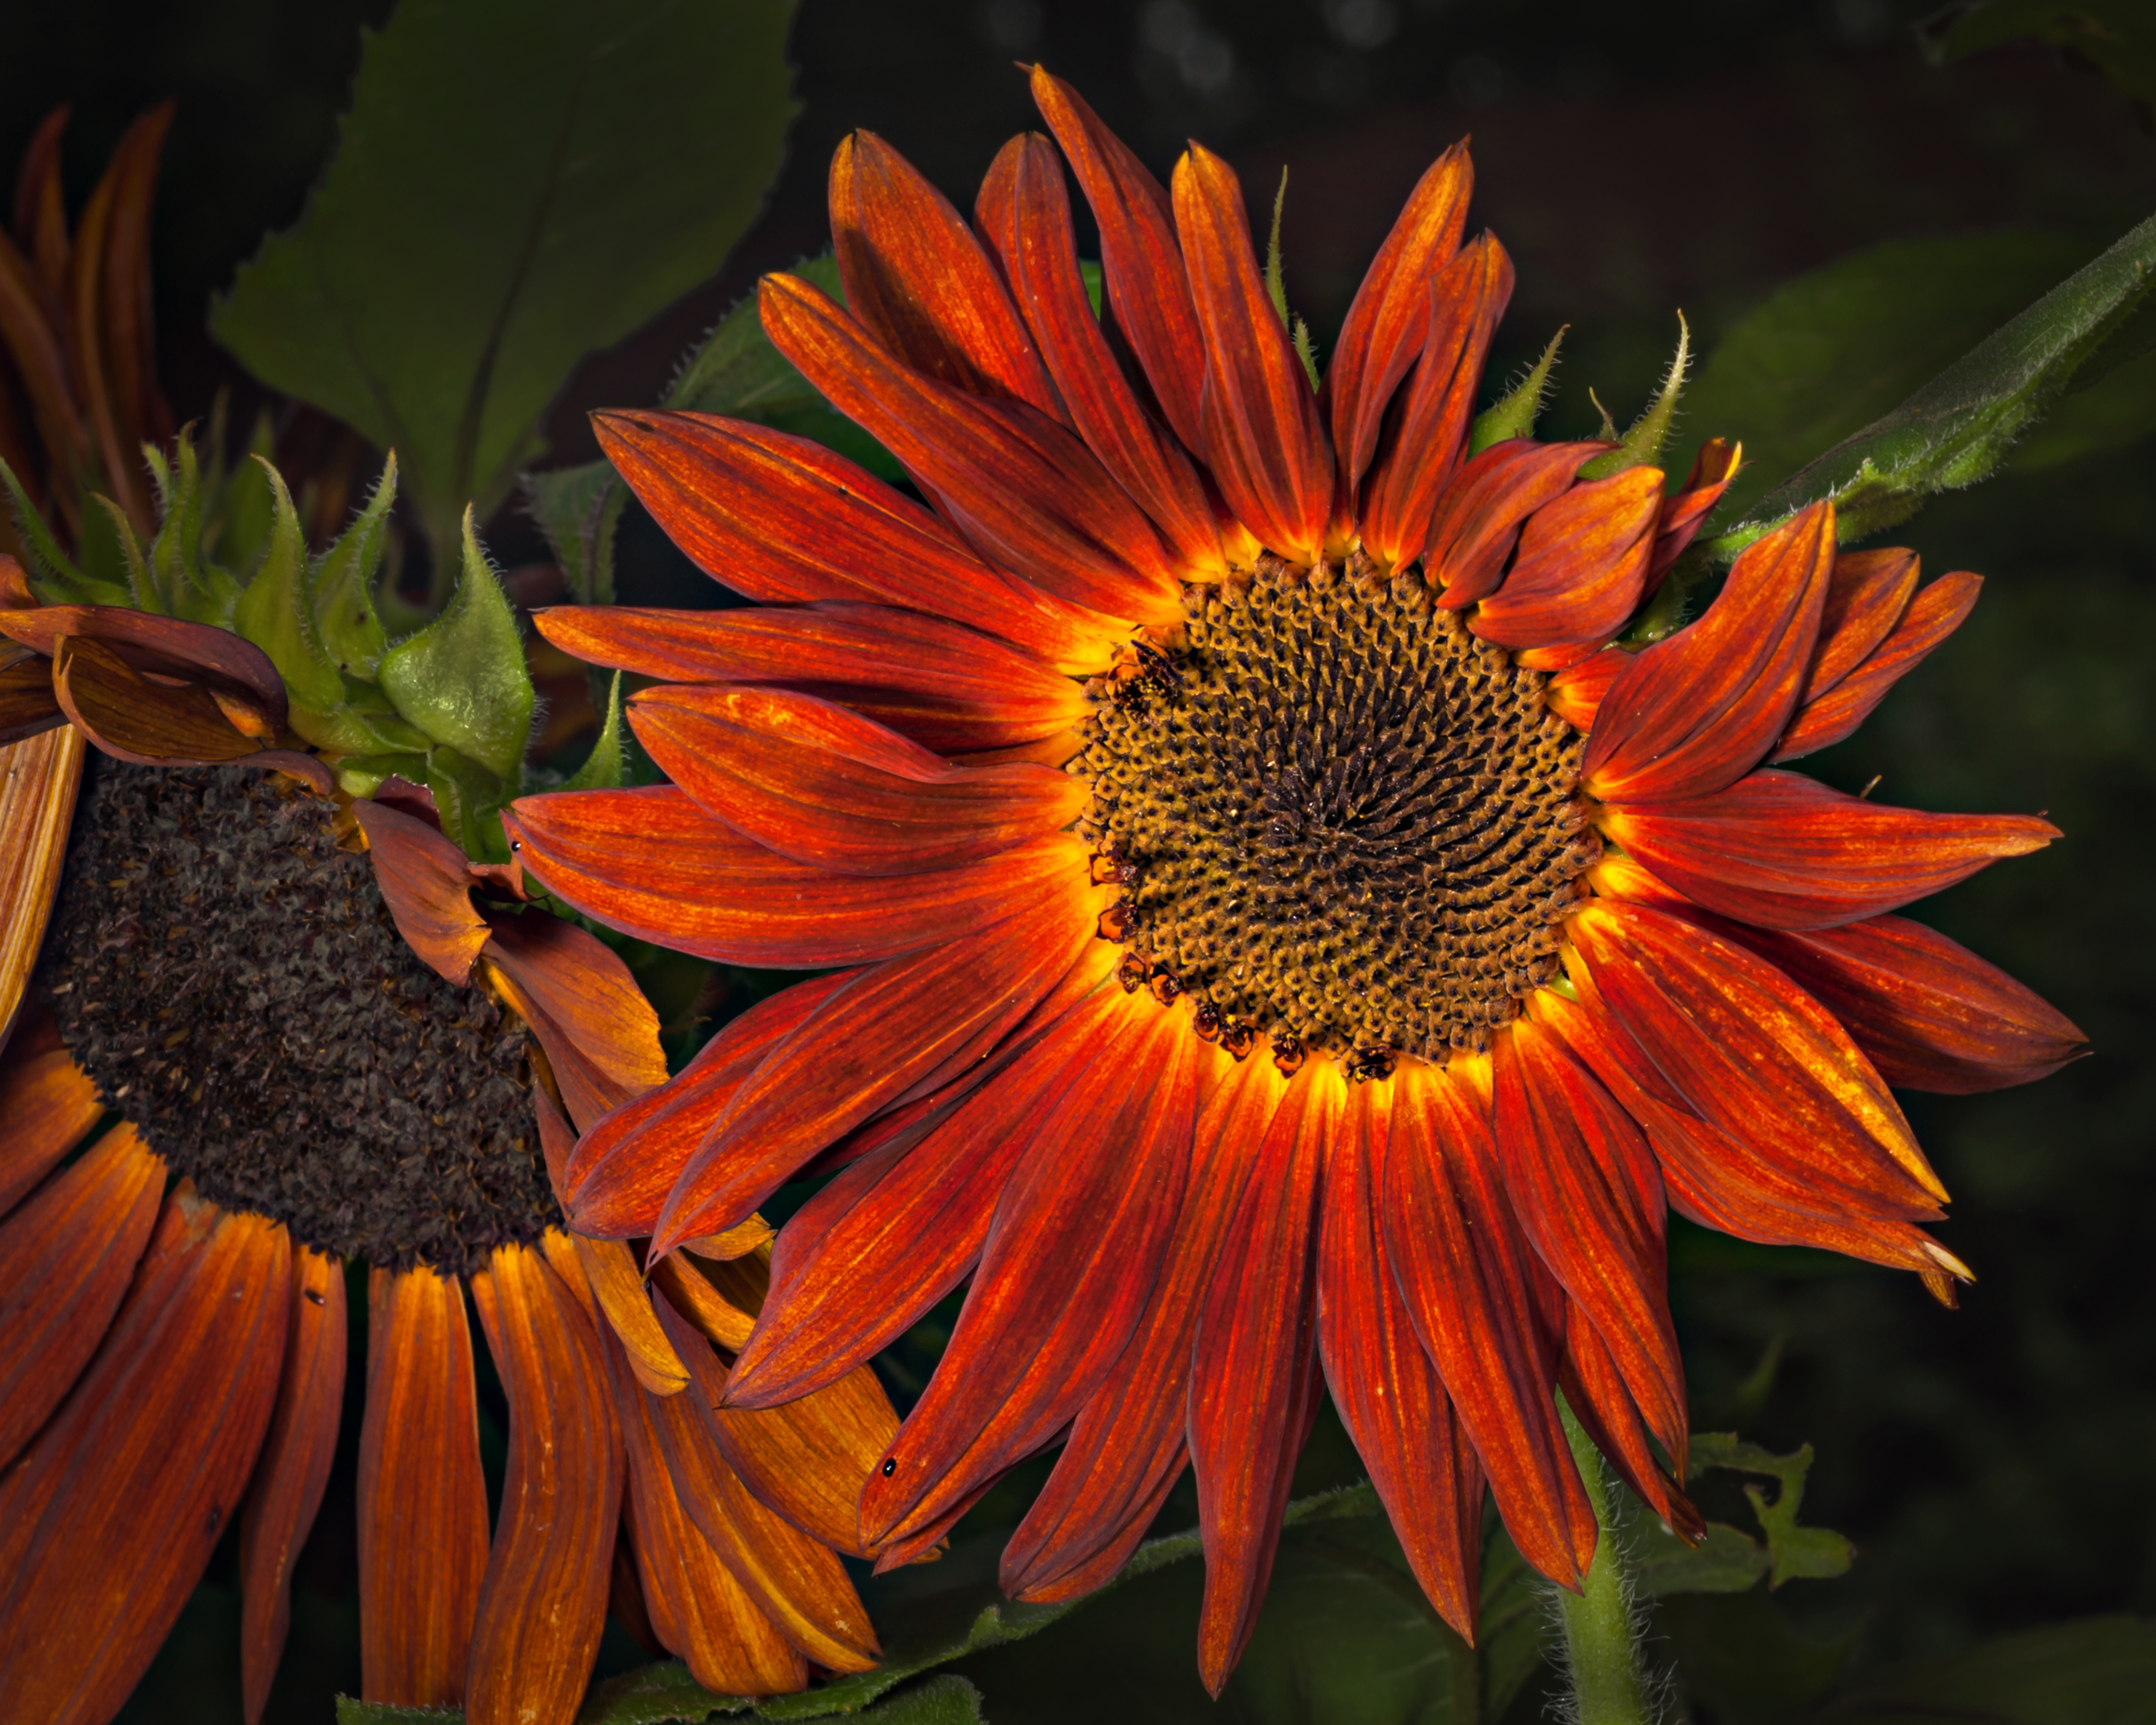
40 759 559 1274
1075 562 1595 1065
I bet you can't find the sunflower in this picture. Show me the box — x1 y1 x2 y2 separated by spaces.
510 68 2086 1692
0 454 890 1723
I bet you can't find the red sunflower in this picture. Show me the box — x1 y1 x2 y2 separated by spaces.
511 68 2084 1691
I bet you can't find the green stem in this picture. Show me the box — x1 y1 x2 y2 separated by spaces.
1557 1402 1656 1725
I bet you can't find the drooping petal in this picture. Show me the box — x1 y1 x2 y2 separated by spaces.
996 133 1225 575
1581 502 1836 805
628 681 1086 877
1029 66 1208 455
760 272 1181 624
0 1001 100 1216
590 409 1104 666
1326 142 1472 497
0 727 81 1057
1383 1061 1594 1588
1471 465 1663 656
481 910 667 1134
1424 440 1603 607
1595 768 2058 932
1559 1304 1701 1541
1171 145 1333 565
1774 571 1981 762
1359 235 1514 568
53 633 260 764
1643 438 1739 592
533 602 1089 754
572 1234 689 1396
1316 1076 1483 1637
0 1187 288 1725
830 130 1061 415
0 602 288 722
358 1265 490 1708
710 1356 899 1561
1546 646 1628 735
238 1246 347 1725
0 1122 164 1468
351 796 490 986
1799 547 1921 704
1190 1057 1341 1695
860 996 1196 1550
0 654 64 745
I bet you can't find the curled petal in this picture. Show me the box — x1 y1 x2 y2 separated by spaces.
1546 646 1628 735
1424 440 1602 607
1471 465 1662 655
0 602 287 725
482 909 668 1133
1775 571 1981 762
1801 547 1921 703
54 634 259 765
352 797 489 986
0 655 64 746
1643 438 1739 593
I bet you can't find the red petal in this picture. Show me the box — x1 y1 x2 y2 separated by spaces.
1800 547 1921 703
0 727 83 1057
1643 438 1739 593
628 681 1087 877
830 130 1062 415
651 886 1098 1255
0 1123 163 1468
1471 465 1662 653
0 1188 288 1725
1547 646 1628 735
0 1002 100 1217
54 634 259 765
590 409 1102 665
1189 1057 1339 1695
997 133 1224 576
1597 768 2058 932
1775 571 1981 762
534 602 1088 754
1560 1305 1701 1541
1008 1445 1189 1606
481 908 668 1132
0 602 287 726
1424 440 1602 606
359 1265 490 1707
351 797 488 986
1581 502 1835 804
1171 145 1333 565
1326 142 1472 498
1359 235 1514 568
1494 1019 1686 1464
509 787 1083 968
760 272 1181 625
1728 913 2085 1095
1317 1077 1482 1636
239 1245 348 1725
563 972 854 1237
1030 66 1208 455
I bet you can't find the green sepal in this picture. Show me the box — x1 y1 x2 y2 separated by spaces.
560 672 626 792
234 460 345 705
147 430 244 624
523 457 625 609
332 751 432 801
1581 312 1692 481
425 744 512 862
209 413 280 587
91 496 160 613
0 460 129 606
312 451 397 679
1470 325 1566 453
377 507 535 783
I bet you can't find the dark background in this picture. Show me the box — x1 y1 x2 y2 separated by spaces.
6 0 2152 1717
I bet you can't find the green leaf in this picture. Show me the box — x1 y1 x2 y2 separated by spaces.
1687 1433 1854 1589
335 1699 460 1724
1634 1521 1771 1598
570 1661 752 1723
145 432 243 624
524 457 627 608
561 672 626 792
1920 1 2156 126
314 452 398 679
1820 1615 2156 1725
378 509 535 784
842 1678 985 1725
1469 326 1566 453
212 0 798 567
331 750 431 801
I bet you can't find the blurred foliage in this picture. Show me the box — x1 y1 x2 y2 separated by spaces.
1922 0 2156 132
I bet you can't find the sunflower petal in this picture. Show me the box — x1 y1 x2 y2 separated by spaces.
1581 502 1835 804
0 1002 100 1217
1010 1445 1190 1606
359 1264 490 1707
710 1358 899 1561
0 603 288 721
0 1122 163 1468
0 655 64 745
830 130 1061 415
1597 768 2058 932
1643 438 1739 593
1546 646 1627 735
1472 465 1663 654
351 797 489 986
1799 547 1921 703
54 633 259 764
239 1246 347 1725
0 1187 288 1725
572 1235 688 1396
1317 1077 1483 1636
0 729 81 1057
1424 440 1602 607
1775 571 1980 762
1559 1305 1702 1541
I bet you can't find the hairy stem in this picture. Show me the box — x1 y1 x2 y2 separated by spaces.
1556 1403 1655 1725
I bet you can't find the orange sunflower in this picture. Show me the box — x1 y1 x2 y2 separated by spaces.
0 535 888 1720
511 68 2086 1691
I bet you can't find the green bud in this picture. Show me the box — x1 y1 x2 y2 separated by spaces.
1470 326 1567 453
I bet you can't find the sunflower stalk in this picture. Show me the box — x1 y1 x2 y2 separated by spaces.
1554 1402 1660 1725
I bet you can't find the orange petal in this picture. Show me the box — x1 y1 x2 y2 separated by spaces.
830 130 1062 415
0 1187 288 1725
1471 465 1662 653
1327 143 1472 498
509 786 1083 969
1189 1057 1339 1695
466 1244 623 1725
1597 768 2058 932
1560 1303 1702 1541
1316 1077 1483 1637
1171 145 1333 565
1775 571 1980 762
1358 234 1513 568
1383 1061 1594 1587
358 1264 490 1707
760 272 1181 624
1493 1018 1686 1463
1798 547 1921 704
0 602 288 723
1581 502 1836 804
239 1245 347 1725
710 1357 899 1562
650 1254 756 1353
53 633 259 764
591 409 1106 666
572 1234 688 1395
1424 440 1602 606
0 653 64 745
0 999 100 1216
0 727 81 1057
1643 438 1739 593
998 133 1224 575
1008 1445 1188 1606
534 602 1089 754
0 1122 164 1468
628 681 1087 877
479 908 667 1131
1030 66 1208 455
351 796 489 986
1546 645 1628 735
600 1321 810 1696
562 972 856 1238
650 879 1098 1255
860 997 1196 1550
